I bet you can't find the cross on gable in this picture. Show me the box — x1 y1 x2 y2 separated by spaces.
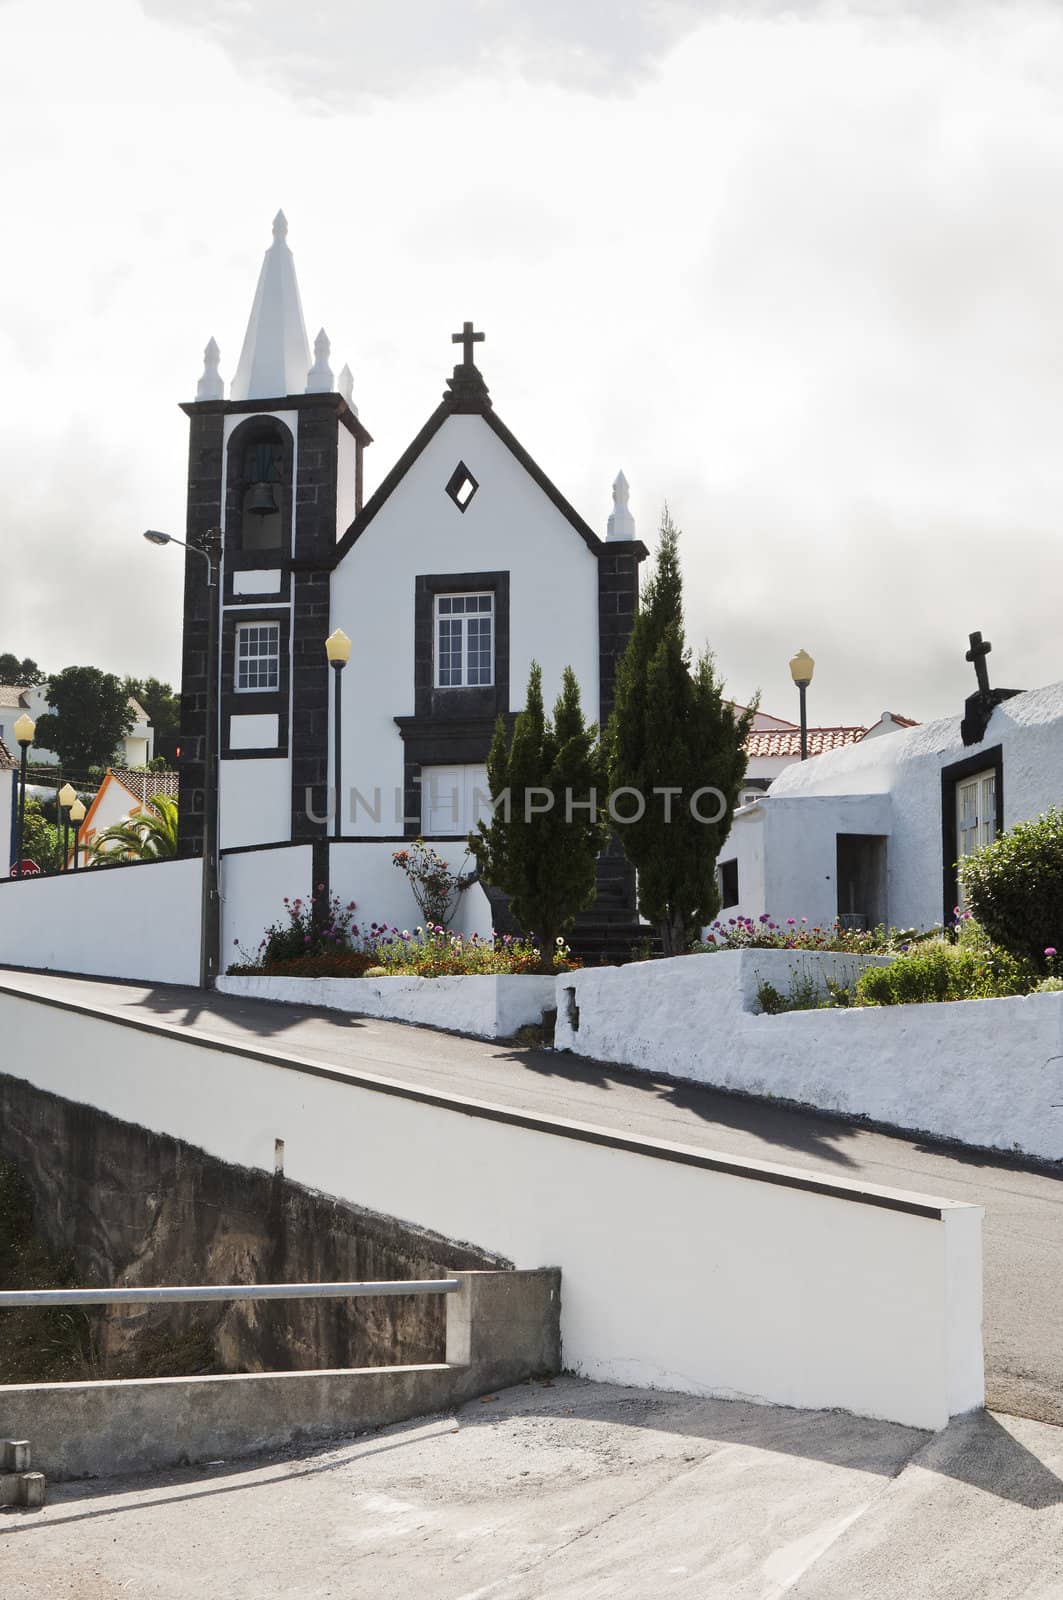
966 631 993 698
452 321 485 367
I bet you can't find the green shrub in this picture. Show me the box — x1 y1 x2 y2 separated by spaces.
854 929 1030 1006
1034 976 1063 993
959 808 1063 974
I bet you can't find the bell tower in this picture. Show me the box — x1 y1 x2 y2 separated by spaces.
176 213 371 872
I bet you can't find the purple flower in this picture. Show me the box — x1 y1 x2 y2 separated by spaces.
1046 947 1058 958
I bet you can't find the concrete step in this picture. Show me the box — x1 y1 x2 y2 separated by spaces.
0 1440 45 1509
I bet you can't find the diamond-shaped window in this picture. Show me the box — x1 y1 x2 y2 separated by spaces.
445 461 479 513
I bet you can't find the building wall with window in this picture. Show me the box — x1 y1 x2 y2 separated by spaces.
719 680 1063 932
330 411 601 840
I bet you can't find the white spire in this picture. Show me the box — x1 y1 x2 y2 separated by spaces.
305 327 334 394
229 211 312 401
606 470 636 541
196 336 224 401
338 363 357 413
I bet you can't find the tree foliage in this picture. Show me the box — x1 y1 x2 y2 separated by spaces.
608 506 755 958
472 662 605 971
91 794 178 864
959 807 1063 973
34 667 136 774
123 677 180 766
0 653 45 686
14 799 60 873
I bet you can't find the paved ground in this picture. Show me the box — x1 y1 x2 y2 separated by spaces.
3 1378 1061 1599
5 970 1063 1425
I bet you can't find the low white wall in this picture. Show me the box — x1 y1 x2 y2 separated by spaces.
221 845 313 967
0 982 984 1431
555 951 1063 1162
218 972 556 1040
0 859 202 986
328 841 493 941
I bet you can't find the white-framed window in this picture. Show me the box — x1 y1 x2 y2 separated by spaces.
235 621 281 692
956 768 997 906
420 764 493 836
435 592 493 688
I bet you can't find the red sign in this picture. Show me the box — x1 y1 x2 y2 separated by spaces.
9 860 41 878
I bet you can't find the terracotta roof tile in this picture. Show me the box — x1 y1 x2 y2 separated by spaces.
745 726 869 759
111 768 179 802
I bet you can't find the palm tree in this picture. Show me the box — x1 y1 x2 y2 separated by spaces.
90 794 178 864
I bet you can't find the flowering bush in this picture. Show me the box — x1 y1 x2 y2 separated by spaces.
230 892 360 970
959 808 1063 974
692 914 903 955
392 841 476 929
368 924 573 978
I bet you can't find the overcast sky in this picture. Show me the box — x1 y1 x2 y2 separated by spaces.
2 0 1062 725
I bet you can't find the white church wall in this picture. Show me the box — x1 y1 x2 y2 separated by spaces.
336 420 359 532
0 859 201 985
330 412 600 838
328 840 494 941
1 770 14 870
554 949 1063 1163
219 758 293 851
221 844 312 966
0 981 984 1431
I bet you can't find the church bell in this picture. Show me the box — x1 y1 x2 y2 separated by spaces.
247 481 278 517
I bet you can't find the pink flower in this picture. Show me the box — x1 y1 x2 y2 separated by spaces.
1046 947 1057 957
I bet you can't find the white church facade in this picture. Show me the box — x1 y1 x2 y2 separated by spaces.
177 214 645 958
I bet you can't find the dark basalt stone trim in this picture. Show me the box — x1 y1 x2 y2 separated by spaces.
181 391 372 449
177 409 225 860
223 414 294 577
412 571 510 723
393 714 515 841
332 394 615 564
220 607 291 759
0 979 953 1221
940 743 1004 925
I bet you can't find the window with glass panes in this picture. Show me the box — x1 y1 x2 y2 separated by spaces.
435 593 494 688
955 768 997 906
235 621 281 692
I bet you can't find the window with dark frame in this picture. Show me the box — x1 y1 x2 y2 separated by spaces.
719 858 739 909
235 621 281 692
435 593 494 688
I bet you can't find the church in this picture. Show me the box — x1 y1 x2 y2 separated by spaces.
177 214 646 959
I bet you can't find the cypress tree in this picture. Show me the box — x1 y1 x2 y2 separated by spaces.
472 662 604 973
608 507 755 958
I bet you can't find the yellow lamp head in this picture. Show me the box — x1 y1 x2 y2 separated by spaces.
12 712 35 747
789 649 815 689
325 627 352 667
69 799 87 824
58 783 77 809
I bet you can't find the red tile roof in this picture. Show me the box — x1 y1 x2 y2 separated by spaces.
110 768 179 802
745 726 869 759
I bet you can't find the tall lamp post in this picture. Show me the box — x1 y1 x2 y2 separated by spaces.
325 628 352 840
144 526 222 988
12 712 35 877
789 650 815 762
69 798 86 871
57 783 76 871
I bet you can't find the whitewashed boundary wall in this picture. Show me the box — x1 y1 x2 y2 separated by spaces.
218 971 555 1039
328 841 493 941
0 859 202 987
221 844 313 965
554 951 1063 1162
0 981 984 1431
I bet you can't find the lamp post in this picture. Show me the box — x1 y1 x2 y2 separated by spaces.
58 782 76 871
12 712 35 878
69 798 86 870
325 628 352 840
789 650 815 762
144 526 222 988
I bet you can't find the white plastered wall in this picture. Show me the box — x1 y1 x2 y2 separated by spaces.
330 413 600 837
328 841 493 940
0 985 985 1431
221 844 312 964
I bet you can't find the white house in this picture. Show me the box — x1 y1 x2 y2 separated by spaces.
73 767 179 864
719 640 1054 932
176 213 646 952
0 685 154 770
0 738 16 872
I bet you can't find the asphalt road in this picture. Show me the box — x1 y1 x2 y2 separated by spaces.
6 970 1063 1426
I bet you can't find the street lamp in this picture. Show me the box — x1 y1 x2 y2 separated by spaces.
325 628 352 840
12 712 35 878
69 798 86 871
144 525 222 988
58 782 76 870
789 650 815 762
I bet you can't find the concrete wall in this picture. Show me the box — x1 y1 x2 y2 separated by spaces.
0 858 201 985
1 1270 561 1480
329 840 494 941
554 950 1063 1162
1 767 13 872
218 972 556 1039
222 844 312 966
0 980 985 1430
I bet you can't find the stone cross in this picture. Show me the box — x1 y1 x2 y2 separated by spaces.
452 321 485 366
965 631 993 697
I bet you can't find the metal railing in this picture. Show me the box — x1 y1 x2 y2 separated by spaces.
0 1279 461 1309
